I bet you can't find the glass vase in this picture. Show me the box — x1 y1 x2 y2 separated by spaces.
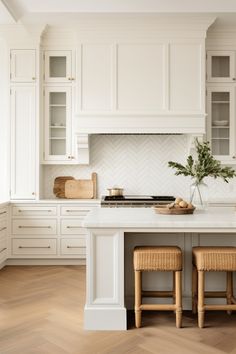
190 179 209 209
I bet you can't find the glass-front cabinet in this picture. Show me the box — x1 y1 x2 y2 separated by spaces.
44 50 73 83
207 86 236 162
44 87 73 162
207 51 235 82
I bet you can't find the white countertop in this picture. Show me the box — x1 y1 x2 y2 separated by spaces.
9 199 100 204
83 207 236 230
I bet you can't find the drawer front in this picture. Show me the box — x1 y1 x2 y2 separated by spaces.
0 238 7 260
12 219 57 235
12 238 57 255
60 238 86 256
61 219 86 235
0 208 7 219
60 206 91 217
0 219 7 240
12 206 57 216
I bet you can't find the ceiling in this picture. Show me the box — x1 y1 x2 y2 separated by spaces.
2 0 236 26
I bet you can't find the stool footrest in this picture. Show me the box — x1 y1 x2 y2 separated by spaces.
204 304 236 311
142 290 174 298
140 304 176 311
205 291 227 298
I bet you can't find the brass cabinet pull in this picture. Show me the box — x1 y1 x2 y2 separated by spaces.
18 209 52 213
67 246 83 249
66 210 89 213
0 247 6 253
18 246 51 249
66 226 81 229
0 211 7 215
0 227 7 232
18 226 51 229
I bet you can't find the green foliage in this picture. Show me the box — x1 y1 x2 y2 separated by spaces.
168 139 236 183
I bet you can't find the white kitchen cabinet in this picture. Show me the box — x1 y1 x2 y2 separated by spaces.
43 86 74 163
10 86 36 199
206 86 236 163
207 51 236 83
9 202 100 260
44 50 73 83
10 49 36 83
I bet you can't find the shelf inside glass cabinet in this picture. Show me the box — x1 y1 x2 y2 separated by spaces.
49 91 67 156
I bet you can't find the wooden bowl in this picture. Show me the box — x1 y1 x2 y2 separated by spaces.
154 206 195 215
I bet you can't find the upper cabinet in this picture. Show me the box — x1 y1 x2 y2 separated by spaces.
10 49 36 83
207 51 236 83
44 50 73 83
44 86 73 162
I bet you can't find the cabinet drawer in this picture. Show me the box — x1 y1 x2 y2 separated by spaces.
0 239 7 260
61 219 86 235
60 206 91 217
12 206 57 216
0 208 7 219
12 219 57 235
12 238 57 255
60 238 86 256
0 220 7 240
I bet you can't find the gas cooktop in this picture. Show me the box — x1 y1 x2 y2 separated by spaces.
101 195 175 207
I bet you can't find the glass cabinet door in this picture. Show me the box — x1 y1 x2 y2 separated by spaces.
207 51 235 82
207 87 235 161
44 50 72 83
44 87 71 161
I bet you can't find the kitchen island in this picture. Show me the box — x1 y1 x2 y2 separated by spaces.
83 207 236 330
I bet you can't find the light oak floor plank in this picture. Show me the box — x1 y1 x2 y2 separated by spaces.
0 266 236 354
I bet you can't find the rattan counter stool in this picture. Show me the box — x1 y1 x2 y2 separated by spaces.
192 246 236 328
133 246 183 328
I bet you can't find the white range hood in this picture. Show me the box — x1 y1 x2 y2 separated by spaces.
75 14 215 136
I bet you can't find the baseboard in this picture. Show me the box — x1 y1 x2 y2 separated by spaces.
6 258 86 266
0 260 6 270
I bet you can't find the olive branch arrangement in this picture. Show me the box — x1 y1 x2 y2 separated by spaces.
168 139 236 184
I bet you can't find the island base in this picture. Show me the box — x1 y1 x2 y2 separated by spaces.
84 306 127 330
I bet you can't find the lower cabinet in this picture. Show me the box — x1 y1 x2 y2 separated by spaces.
0 206 8 265
10 202 99 260
12 238 57 256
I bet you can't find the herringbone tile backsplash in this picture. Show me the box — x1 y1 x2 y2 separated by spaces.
42 135 236 200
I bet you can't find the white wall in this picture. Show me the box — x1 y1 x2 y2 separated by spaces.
0 39 9 201
42 134 236 200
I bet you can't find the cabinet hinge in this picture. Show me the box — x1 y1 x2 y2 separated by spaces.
10 53 12 60
206 89 207 96
43 54 45 60
10 88 12 95
43 89 45 96
10 73 12 80
43 151 45 159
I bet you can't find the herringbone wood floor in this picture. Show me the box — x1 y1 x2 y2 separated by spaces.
1 266 236 354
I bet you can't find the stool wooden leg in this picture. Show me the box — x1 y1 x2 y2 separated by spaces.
135 270 142 328
198 270 205 328
173 271 176 305
192 265 198 314
175 271 182 328
227 271 233 315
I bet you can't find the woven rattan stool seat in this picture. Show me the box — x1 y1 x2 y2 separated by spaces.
133 246 182 271
193 246 236 271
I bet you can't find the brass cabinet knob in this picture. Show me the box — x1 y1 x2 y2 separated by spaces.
32 77 36 80
233 78 236 81
232 156 236 159
32 192 35 195
71 156 75 159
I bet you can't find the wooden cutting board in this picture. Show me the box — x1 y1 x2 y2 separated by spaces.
53 176 75 198
65 173 97 199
